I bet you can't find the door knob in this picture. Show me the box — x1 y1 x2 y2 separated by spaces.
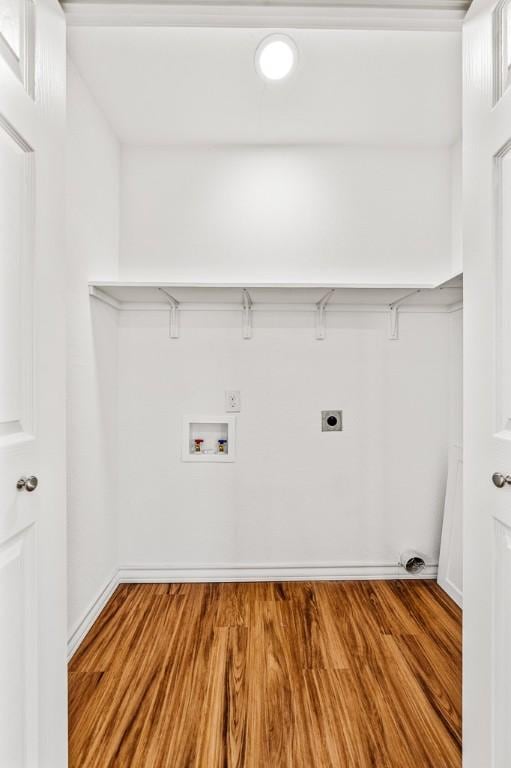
492 472 511 488
16 476 38 492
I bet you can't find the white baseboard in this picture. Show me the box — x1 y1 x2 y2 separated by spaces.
67 570 119 661
438 578 463 608
67 561 438 659
118 561 438 583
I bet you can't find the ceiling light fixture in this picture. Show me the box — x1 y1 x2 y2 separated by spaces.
255 34 297 82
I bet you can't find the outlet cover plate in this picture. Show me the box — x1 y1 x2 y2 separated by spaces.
322 410 343 432
225 390 241 412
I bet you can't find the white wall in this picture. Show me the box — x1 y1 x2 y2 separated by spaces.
120 145 454 285
66 61 120 639
449 307 463 447
117 308 452 572
67 30 462 609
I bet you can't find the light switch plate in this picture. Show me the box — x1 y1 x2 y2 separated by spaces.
225 390 241 412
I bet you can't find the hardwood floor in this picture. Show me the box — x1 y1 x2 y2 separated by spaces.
68 580 461 768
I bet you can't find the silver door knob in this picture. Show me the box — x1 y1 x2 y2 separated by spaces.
16 476 38 492
492 472 511 488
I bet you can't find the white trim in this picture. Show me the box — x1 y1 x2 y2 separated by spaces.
437 444 463 608
118 561 438 582
63 1 467 31
90 280 441 290
67 571 119 660
439 578 463 607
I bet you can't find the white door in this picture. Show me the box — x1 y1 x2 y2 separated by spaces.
0 0 66 766
464 0 511 765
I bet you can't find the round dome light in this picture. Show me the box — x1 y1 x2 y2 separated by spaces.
255 34 297 82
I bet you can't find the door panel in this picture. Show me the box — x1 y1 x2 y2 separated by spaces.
494 520 511 767
495 140 511 436
0 106 39 768
464 0 511 765
0 526 36 767
0 0 33 93
493 0 511 103
0 115 33 442
0 0 66 765
0 0 21 58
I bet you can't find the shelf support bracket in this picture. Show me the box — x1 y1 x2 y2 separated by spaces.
316 289 335 340
158 288 180 338
388 289 421 340
242 289 253 339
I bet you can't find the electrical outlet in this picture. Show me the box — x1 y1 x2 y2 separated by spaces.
225 390 241 412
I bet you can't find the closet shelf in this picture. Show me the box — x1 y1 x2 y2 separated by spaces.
89 277 462 310
89 276 462 340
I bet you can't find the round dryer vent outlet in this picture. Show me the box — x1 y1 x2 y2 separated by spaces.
321 410 343 432
400 550 426 574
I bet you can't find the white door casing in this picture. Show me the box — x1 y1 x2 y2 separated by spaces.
438 444 463 607
464 0 511 765
0 0 66 766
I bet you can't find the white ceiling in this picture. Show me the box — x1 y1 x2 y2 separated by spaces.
68 26 461 145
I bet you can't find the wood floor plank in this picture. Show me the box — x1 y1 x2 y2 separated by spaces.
380 635 461 767
69 580 462 768
397 632 462 747
249 599 295 767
